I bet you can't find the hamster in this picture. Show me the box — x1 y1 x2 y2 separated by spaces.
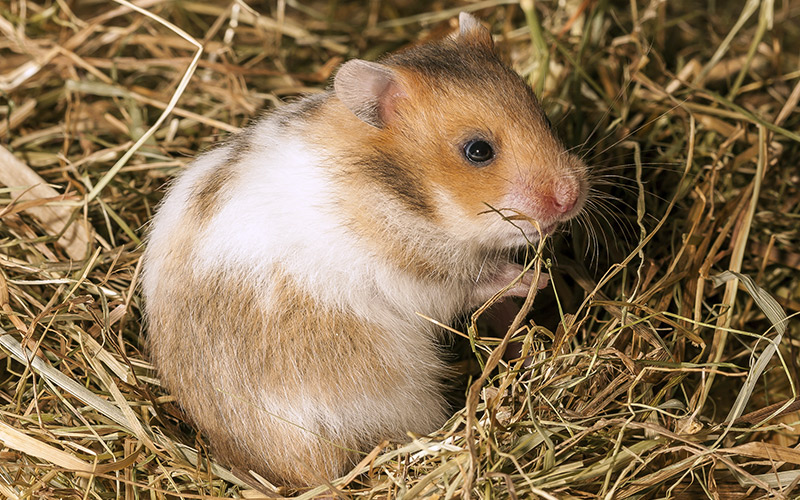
141 12 588 487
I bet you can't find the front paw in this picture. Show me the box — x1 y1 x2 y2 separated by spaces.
503 264 549 297
470 263 549 307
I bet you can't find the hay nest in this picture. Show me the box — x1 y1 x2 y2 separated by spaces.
1 0 798 498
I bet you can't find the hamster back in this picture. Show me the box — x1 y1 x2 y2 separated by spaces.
142 13 587 486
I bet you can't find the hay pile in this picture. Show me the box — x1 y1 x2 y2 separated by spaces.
1 0 798 498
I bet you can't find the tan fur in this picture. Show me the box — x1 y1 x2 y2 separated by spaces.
146 222 446 485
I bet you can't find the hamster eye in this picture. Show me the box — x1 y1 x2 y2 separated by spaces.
544 114 553 130
463 139 495 165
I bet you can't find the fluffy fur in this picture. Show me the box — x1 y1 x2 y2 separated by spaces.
142 13 588 486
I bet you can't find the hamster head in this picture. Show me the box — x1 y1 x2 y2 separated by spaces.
334 12 588 251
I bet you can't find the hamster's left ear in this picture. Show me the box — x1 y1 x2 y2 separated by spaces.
334 59 407 129
456 12 494 49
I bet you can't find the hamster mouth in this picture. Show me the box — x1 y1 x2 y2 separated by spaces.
506 212 557 239
480 207 560 247
497 220 557 248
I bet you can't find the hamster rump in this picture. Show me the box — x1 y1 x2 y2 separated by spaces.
144 253 448 485
142 123 451 485
142 12 588 487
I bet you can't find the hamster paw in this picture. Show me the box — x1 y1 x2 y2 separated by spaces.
470 262 549 308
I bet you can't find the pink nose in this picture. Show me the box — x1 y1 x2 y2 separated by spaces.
550 178 578 214
553 195 575 213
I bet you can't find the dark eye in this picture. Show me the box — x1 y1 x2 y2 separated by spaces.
543 114 553 130
463 139 495 165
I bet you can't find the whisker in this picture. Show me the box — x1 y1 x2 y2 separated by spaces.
586 198 637 243
583 97 690 164
589 180 672 205
591 162 683 173
586 192 639 216
580 207 613 266
572 214 596 265
569 215 593 264
570 66 645 159
584 199 630 238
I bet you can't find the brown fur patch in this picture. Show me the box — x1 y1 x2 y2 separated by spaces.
386 245 450 281
188 166 235 222
356 152 434 216
277 92 328 128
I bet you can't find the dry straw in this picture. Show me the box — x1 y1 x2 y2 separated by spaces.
1 0 799 498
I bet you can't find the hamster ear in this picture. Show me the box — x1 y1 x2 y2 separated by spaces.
457 12 494 49
334 59 407 129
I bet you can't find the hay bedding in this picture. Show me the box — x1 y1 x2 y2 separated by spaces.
0 0 799 498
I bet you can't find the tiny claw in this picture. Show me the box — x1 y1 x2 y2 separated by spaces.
537 272 550 290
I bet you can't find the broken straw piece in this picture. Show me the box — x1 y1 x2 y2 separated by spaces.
0 145 92 260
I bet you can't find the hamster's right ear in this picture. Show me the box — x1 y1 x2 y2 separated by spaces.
457 12 494 49
334 59 407 128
